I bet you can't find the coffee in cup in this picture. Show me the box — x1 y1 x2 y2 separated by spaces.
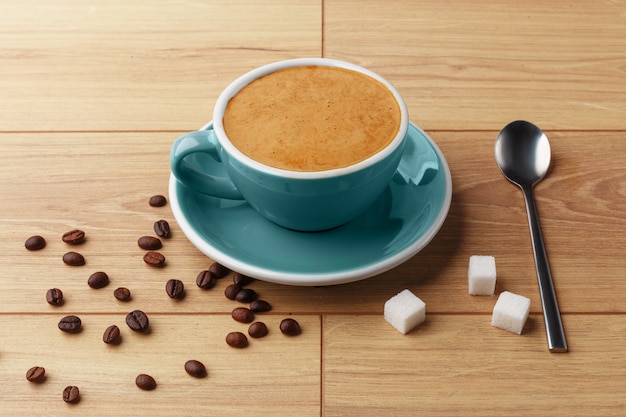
222 65 401 172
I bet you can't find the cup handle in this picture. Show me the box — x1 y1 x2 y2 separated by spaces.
170 129 244 200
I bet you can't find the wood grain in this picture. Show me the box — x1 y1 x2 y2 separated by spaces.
0 0 321 132
324 0 626 130
2 314 320 416
324 314 626 417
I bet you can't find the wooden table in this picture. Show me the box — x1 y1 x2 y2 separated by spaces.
2 1 625 415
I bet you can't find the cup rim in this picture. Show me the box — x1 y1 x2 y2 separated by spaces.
212 58 409 179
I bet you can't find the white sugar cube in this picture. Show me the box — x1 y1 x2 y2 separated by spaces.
384 289 426 334
468 255 497 295
492 291 531 335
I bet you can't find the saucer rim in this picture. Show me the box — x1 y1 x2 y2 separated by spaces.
169 121 452 286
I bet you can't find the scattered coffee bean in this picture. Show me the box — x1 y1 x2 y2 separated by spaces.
113 287 132 301
226 331 248 348
149 195 167 207
233 272 255 286
209 262 230 278
232 307 255 323
103 324 121 344
280 318 302 336
63 251 85 266
165 279 185 299
125 310 149 332
62 229 86 245
135 373 157 390
184 360 207 378
153 219 171 238
250 299 272 313
88 271 109 289
58 315 82 333
63 385 80 403
235 288 258 303
137 236 162 250
248 321 268 338
196 270 216 289
26 366 46 383
45 288 64 306
143 251 165 267
25 235 46 251
224 284 242 300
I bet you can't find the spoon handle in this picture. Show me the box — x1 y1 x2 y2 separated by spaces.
522 186 568 353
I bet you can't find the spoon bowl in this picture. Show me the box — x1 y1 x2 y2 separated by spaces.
495 121 551 186
495 120 567 353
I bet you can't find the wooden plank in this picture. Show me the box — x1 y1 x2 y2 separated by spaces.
0 0 321 131
1 131 625 315
324 0 626 130
323 314 626 417
1 313 320 416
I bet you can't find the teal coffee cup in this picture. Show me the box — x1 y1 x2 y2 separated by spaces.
170 58 409 231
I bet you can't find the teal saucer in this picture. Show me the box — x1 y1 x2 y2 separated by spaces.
169 122 452 286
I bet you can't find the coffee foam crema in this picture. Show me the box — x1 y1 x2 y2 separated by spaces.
223 66 401 172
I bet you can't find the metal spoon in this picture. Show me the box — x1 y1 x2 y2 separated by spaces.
495 120 567 353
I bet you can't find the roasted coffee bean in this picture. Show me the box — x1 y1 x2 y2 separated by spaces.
62 229 86 245
135 373 157 390
209 262 230 278
46 288 64 306
280 318 302 336
250 299 272 313
58 315 82 333
165 279 185 299
103 325 121 344
226 331 248 348
248 321 268 338
224 284 242 300
88 271 109 289
113 287 132 301
153 219 171 238
63 251 85 266
196 270 216 289
63 385 80 403
184 360 207 378
232 307 255 323
149 195 167 207
25 235 46 251
26 366 46 383
143 251 165 267
125 310 149 332
137 236 162 250
235 288 258 303
233 272 254 286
